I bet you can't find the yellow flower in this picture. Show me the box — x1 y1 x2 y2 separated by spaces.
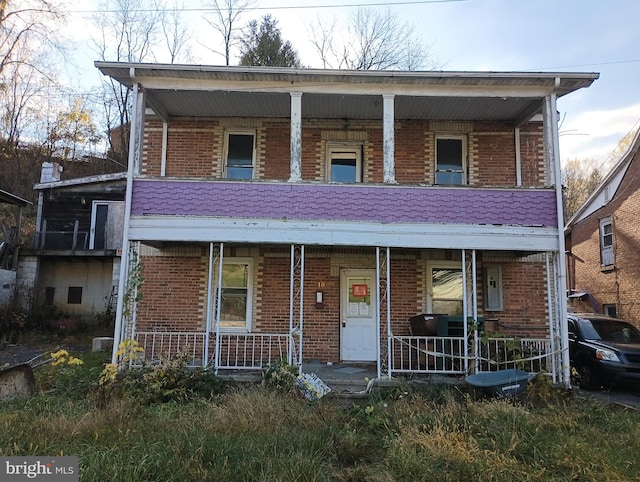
67 357 84 366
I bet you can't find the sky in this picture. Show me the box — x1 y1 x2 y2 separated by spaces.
66 0 640 170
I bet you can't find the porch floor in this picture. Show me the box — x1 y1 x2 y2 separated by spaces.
217 361 466 397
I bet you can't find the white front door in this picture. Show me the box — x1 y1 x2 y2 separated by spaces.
340 269 377 361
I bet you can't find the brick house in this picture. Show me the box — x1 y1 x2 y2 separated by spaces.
566 129 640 326
96 63 597 386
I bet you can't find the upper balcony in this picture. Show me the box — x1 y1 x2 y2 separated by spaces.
97 63 598 191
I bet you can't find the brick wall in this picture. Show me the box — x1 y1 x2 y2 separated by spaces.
484 258 550 337
569 149 640 325
141 116 545 187
136 248 208 332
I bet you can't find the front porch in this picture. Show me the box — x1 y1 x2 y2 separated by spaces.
115 242 566 385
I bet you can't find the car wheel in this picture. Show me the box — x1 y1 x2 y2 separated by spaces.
577 364 601 390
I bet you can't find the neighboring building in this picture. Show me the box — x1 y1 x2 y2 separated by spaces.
17 163 126 319
97 63 598 385
0 188 31 305
566 129 640 325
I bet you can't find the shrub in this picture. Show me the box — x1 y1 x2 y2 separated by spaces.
99 347 223 405
261 359 298 392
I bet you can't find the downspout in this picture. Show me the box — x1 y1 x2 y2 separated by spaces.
545 79 571 387
111 70 142 364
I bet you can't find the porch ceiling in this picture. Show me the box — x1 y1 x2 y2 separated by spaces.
96 62 599 124
145 90 543 121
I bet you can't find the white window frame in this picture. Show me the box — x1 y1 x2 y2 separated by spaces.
426 260 464 315
435 135 467 185
223 130 256 179
483 264 504 311
326 142 363 183
599 216 614 266
218 258 254 332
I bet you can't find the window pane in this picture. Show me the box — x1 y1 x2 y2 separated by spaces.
435 171 464 185
220 264 249 328
437 139 463 170
432 268 463 299
331 158 357 182
222 264 248 288
227 134 254 179
602 223 613 247
433 300 463 316
221 290 247 323
226 166 253 179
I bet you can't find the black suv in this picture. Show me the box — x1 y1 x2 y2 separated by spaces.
568 313 640 390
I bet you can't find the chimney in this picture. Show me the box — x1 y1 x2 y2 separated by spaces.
40 162 63 183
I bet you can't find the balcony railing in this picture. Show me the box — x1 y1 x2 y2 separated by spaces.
32 220 88 251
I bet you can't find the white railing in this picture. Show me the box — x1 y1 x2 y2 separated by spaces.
391 336 467 374
479 337 552 373
132 331 292 370
134 331 207 367
216 333 292 370
391 335 552 375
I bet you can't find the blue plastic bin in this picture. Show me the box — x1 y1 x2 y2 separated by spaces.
465 369 532 397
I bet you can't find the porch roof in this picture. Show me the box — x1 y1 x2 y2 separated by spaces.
95 63 598 124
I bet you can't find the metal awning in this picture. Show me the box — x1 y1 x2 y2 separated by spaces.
95 62 599 125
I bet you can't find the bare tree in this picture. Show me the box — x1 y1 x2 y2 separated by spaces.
157 0 193 63
309 7 435 71
202 0 255 65
0 0 67 76
562 158 603 221
92 0 163 162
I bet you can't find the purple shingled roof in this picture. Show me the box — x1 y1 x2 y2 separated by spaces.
130 180 557 228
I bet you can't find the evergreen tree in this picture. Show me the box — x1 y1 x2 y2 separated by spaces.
238 15 302 67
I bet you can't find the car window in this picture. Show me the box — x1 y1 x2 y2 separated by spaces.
577 319 601 340
583 318 640 342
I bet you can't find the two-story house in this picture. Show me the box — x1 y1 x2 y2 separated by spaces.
96 63 598 386
566 129 640 325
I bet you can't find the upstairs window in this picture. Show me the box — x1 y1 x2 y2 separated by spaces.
326 143 362 183
599 217 614 266
225 132 255 179
435 136 466 185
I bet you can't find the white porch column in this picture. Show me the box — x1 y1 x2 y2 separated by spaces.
382 94 396 183
289 92 303 182
111 78 145 364
543 89 571 387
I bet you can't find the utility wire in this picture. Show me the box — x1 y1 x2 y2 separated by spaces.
70 0 469 14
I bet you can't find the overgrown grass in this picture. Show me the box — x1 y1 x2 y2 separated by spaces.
1 357 639 481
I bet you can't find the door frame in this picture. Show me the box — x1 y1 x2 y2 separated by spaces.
339 268 378 362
